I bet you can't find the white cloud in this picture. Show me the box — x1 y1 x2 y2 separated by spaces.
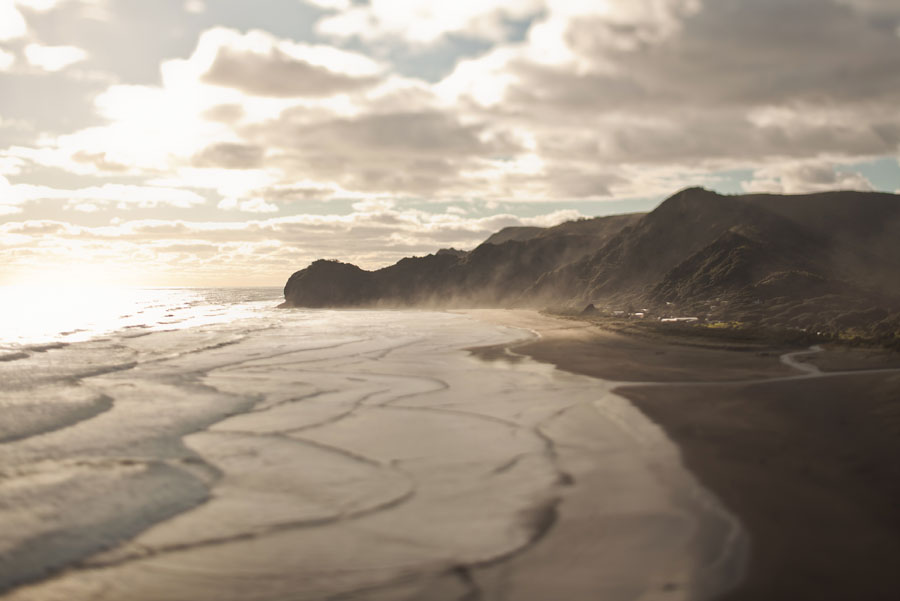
184 27 384 97
0 203 587 285
6 0 900 248
742 160 876 194
1 0 106 39
0 156 25 175
217 196 278 213
0 176 25 214
7 79 239 174
303 0 350 9
0 180 207 210
24 43 88 71
14 0 67 10
316 0 544 44
151 167 280 199
0 48 15 70
7 27 395 185
312 0 702 47
0 1 27 41
184 0 205 14
74 184 206 209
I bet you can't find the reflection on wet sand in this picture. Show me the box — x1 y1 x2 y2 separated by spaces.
1 310 743 601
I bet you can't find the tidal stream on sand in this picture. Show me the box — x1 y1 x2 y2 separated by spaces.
0 293 745 600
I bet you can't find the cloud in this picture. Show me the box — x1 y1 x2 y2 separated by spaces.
202 103 244 123
0 48 15 70
834 0 900 14
6 0 900 232
242 107 523 196
194 28 383 97
184 0 205 14
217 196 278 213
192 142 265 169
0 0 111 43
0 203 585 285
431 0 900 187
24 43 88 71
452 0 900 114
742 160 876 194
0 179 207 211
252 182 349 202
149 167 280 202
0 156 25 175
315 0 544 45
14 0 69 10
5 27 397 191
0 1 27 41
0 176 24 214
303 0 351 9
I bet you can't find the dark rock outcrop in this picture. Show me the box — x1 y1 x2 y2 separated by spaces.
282 260 375 307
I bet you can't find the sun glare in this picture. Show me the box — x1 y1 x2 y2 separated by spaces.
0 284 135 344
6 264 140 290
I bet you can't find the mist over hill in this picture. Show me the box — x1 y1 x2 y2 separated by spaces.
283 212 641 307
282 187 900 345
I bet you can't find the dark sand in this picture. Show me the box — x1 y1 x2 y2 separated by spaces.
470 311 900 601
623 374 900 601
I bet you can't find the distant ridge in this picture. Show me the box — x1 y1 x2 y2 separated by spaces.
283 212 641 307
282 188 900 344
483 226 544 245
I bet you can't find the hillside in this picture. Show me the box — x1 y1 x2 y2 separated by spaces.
282 188 900 345
283 213 641 307
483 226 544 245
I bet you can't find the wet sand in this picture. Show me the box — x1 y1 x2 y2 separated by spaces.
1 310 743 601
470 311 900 601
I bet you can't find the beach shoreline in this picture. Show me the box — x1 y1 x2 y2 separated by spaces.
467 310 900 601
1 308 743 601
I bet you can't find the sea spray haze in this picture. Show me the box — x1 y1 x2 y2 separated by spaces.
282 189 900 348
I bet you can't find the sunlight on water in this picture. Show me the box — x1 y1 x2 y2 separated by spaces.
0 286 281 347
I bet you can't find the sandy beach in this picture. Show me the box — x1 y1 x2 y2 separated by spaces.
470 311 900 601
0 308 745 601
5 305 897 600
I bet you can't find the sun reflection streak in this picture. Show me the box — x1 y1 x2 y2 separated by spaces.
0 286 177 345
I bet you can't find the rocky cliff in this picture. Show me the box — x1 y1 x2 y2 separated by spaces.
282 187 900 343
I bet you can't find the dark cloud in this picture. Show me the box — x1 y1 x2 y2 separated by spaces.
0 220 69 235
545 168 626 198
255 185 337 202
291 111 497 156
202 45 380 97
562 0 900 106
202 103 245 123
561 107 900 166
480 0 900 172
71 151 130 173
192 142 265 169
245 109 521 195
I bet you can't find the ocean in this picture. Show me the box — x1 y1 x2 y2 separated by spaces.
0 287 744 600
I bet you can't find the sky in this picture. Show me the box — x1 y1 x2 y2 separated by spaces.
1 0 899 287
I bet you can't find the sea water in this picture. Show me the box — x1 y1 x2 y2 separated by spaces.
0 287 744 600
